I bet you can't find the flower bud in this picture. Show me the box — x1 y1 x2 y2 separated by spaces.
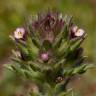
71 26 78 33
70 26 78 38
40 52 49 62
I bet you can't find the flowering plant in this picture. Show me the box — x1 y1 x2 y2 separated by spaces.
5 10 92 96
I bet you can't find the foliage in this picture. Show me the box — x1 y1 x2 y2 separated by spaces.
4 10 93 96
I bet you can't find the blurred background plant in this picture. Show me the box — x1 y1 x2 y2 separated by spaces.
0 0 96 96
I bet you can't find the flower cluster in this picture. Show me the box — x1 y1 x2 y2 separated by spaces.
7 10 91 96
12 11 86 63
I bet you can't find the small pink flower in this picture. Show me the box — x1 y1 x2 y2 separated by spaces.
75 29 85 37
70 26 85 38
40 52 49 62
14 27 25 39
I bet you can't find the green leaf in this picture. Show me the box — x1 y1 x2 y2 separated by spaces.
27 17 41 47
53 25 67 48
27 37 39 59
17 43 29 56
64 15 73 27
28 61 52 72
43 40 52 51
32 38 41 48
62 64 92 77
4 64 14 71
54 58 65 71
58 41 68 55
70 38 84 51
11 57 22 63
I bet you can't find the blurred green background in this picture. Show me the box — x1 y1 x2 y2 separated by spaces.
0 0 96 96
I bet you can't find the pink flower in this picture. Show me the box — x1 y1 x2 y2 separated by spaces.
40 52 49 62
14 27 25 39
75 29 85 37
70 26 85 38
